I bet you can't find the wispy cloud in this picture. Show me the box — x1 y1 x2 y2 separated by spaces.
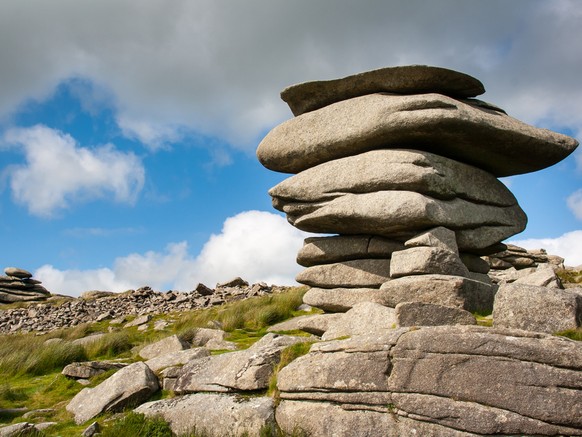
2 125 145 217
62 226 145 238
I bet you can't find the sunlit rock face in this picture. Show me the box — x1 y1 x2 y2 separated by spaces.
257 65 579 314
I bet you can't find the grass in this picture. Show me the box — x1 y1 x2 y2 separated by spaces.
0 286 312 435
173 286 307 335
555 328 582 341
268 341 314 400
99 412 173 437
555 269 582 284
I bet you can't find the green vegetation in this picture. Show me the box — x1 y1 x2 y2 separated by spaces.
174 287 307 334
556 268 582 284
100 412 173 437
268 341 314 399
555 328 582 341
0 286 312 435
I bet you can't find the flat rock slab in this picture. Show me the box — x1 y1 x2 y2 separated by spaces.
296 259 391 289
280 65 485 116
281 190 526 252
321 302 396 341
145 347 210 373
493 283 582 333
257 93 578 176
173 334 308 393
276 400 477 437
270 149 519 209
303 287 387 312
136 393 275 437
379 274 496 313
389 325 582 433
66 362 159 424
395 302 476 327
139 335 190 360
297 235 403 267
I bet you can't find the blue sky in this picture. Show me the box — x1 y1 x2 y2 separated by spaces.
1 0 581 296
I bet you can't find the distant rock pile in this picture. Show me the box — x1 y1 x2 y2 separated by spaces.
0 267 50 303
0 280 288 334
257 65 578 315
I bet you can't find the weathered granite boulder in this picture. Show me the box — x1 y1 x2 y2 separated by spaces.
276 326 582 436
280 65 485 116
138 335 190 360
394 301 476 327
297 235 403 267
136 393 275 437
388 326 582 434
62 361 127 379
190 327 237 350
173 334 308 394
66 362 159 424
389 246 470 278
493 283 582 333
321 302 396 341
276 400 477 437
144 347 210 373
379 274 495 313
296 259 391 289
280 190 526 252
513 263 562 288
257 92 577 176
302 287 386 312
270 149 520 208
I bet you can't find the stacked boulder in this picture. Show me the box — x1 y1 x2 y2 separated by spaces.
0 267 50 303
257 65 578 316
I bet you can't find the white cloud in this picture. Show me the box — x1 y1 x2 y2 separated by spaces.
511 229 582 267
35 210 308 296
0 0 580 150
2 125 145 217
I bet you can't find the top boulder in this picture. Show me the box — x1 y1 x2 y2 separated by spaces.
281 65 485 116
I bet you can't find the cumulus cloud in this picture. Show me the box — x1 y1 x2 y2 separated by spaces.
511 230 582 267
1 125 145 217
35 210 308 296
0 0 580 149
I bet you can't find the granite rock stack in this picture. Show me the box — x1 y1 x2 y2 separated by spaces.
257 65 578 314
0 267 50 303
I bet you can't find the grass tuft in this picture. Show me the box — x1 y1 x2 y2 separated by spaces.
556 269 582 284
99 412 173 437
174 286 307 335
268 341 314 399
555 328 582 341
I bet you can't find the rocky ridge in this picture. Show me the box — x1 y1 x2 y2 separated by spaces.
0 280 288 334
